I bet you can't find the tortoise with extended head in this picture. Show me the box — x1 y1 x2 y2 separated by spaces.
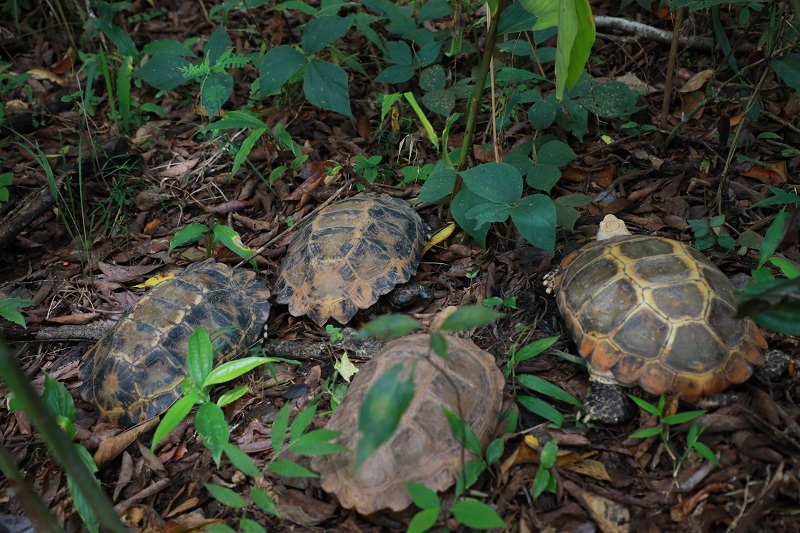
80 260 271 426
275 195 427 326
310 333 504 515
549 215 786 423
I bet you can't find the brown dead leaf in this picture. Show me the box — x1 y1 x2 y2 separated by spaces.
276 488 338 526
680 70 715 93
563 458 612 482
158 158 200 178
164 497 202 519
561 164 616 187
51 47 77 75
93 417 159 468
47 312 99 325
26 68 67 84
564 480 631 533
740 161 787 185
205 199 256 214
98 262 164 284
670 482 732 522
678 92 705 120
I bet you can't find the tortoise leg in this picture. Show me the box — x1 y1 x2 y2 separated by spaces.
579 381 636 424
755 349 790 382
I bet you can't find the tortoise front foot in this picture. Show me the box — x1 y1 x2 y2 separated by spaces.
579 381 637 424
755 349 790 382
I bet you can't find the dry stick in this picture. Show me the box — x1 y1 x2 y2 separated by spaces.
113 478 172 515
659 8 685 134
487 4 500 163
233 181 352 270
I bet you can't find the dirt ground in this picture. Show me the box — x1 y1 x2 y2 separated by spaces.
1 1 799 531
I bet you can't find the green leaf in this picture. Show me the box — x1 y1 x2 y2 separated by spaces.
375 64 415 84
404 92 439 147
417 167 456 203
271 404 290 455
516 374 581 407
519 0 559 30
419 0 452 22
450 499 506 529
217 385 249 407
205 25 231 67
485 438 504 465
204 357 279 387
420 64 446 91
223 442 261 478
250 486 280 516
421 89 455 117
514 336 558 362
629 426 663 439
415 41 442 68
537 140 577 167
769 257 800 279
771 54 800 93
203 483 246 509
758 208 787 268
692 441 720 465
195 403 230 465
532 466 551 499
287 429 347 456
213 223 252 260
42 372 76 424
356 363 415 469
443 407 483 456
201 69 233 119
517 395 563 427
555 0 595 99
358 314 422 340
240 518 267 533
187 327 213 386
528 99 556 129
511 194 557 254
260 45 305 97
407 508 440 533
301 16 351 55
0 298 33 328
661 410 706 425
169 223 209 253
460 163 523 204
134 53 190 91
268 459 318 478
407 482 440 510
438 305 503 331
290 404 316 441
384 40 413 65
540 439 558 468
152 392 198 452
232 127 269 177
452 189 491 247
526 163 561 193
430 330 448 358
66 444 100 533
304 59 353 117
628 395 662 416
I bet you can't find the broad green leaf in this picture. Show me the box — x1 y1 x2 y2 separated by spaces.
290 404 317 441
771 54 800 93
417 167 456 203
485 438 504 465
451 189 491 247
464 202 511 227
134 53 190 91
356 363 415 469
532 467 551 499
196 403 230 464
251 486 280 516
629 427 662 439
517 395 563 426
260 45 305 97
408 508 439 533
152 392 198 451
439 305 503 331
443 407 482 456
204 357 279 387
141 39 195 57
419 0 452 22
455 459 487 498
187 326 213 386
511 194 556 254
301 16 351 55
450 499 506 529
519 0 559 30
304 59 353 117
268 459 318 478
213 223 252 260
692 441 720 465
540 439 558 468
217 385 249 407
750 185 800 208
555 0 595 99
516 374 581 407
415 41 442 68
528 99 556 129
514 336 559 362
375 64 415 83
334 352 359 382
223 442 260 478
42 372 76 423
205 25 231 67
407 482 440 510
240 518 267 533
66 443 100 533
0 298 33 328
537 140 577 167
204 483 246 508
527 163 561 192
769 257 800 279
460 163 523 204
758 207 787 268
271 404 290 455
628 395 661 416
383 40 413 65
421 88 455 117
420 64 446 91
169 223 209 253
287 430 347 455
498 0 539 34
430 330 448 358
232 127 269 177
358 314 422 340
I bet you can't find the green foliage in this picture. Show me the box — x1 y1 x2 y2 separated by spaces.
628 395 717 477
168 221 254 264
532 439 559 500
482 295 518 309
688 215 735 251
0 172 12 206
0 298 34 328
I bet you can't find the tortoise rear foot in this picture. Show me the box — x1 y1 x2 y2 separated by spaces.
579 381 636 424
755 349 790 382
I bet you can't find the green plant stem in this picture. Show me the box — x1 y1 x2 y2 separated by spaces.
0 442 65 531
0 336 127 533
457 0 506 176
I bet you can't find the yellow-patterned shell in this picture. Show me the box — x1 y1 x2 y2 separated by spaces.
79 260 271 426
275 195 426 326
555 235 766 401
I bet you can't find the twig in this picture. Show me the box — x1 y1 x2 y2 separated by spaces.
113 478 171 515
659 8 685 132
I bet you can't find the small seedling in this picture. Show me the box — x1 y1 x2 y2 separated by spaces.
168 221 254 265
688 215 735 251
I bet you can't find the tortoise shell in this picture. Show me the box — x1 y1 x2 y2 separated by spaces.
555 235 766 401
79 260 271 426
274 195 426 326
310 334 504 515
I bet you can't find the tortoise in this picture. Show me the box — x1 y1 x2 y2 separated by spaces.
549 215 785 424
275 195 427 326
310 333 504 515
79 260 271 426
